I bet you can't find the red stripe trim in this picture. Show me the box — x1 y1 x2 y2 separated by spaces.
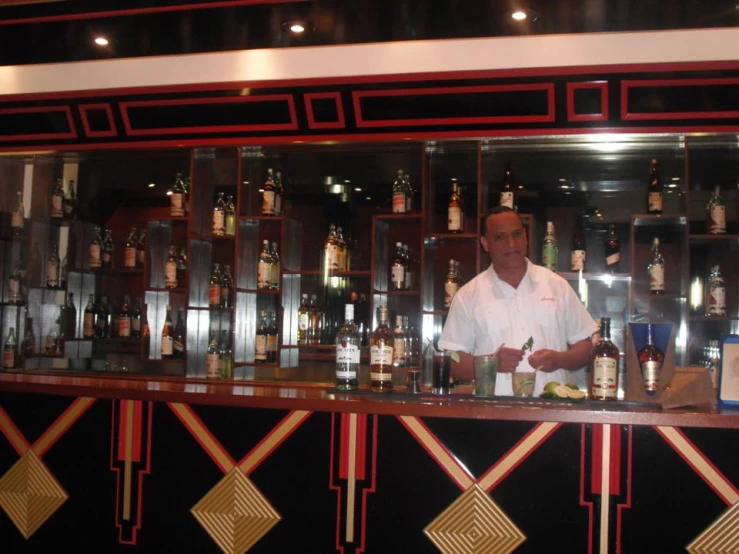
591 424 603 494
609 425 621 496
237 409 310 474
579 424 594 554
132 400 142 463
339 412 349 479
0 406 30 456
79 103 117 138
0 105 77 141
567 81 609 122
167 403 236 473
304 92 346 130
357 415 378 554
328 413 346 554
356 414 366 481
615 426 633 554
117 400 127 461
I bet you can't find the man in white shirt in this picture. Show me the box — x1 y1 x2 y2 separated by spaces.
438 206 598 396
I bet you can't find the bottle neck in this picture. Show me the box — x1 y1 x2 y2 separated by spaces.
645 324 655 346
601 320 611 341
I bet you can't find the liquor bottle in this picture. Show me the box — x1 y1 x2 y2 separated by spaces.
225 195 236 236
177 247 187 287
370 305 394 393
11 191 24 236
220 265 233 308
136 230 147 268
59 255 68 291
173 306 186 358
392 314 406 368
22 319 35 359
165 246 178 289
500 162 515 210
706 185 726 234
571 215 586 272
542 221 557 271
262 168 276 216
706 265 726 317
297 293 310 345
323 224 339 272
89 226 102 269
51 178 65 219
309 294 321 345
65 293 77 338
257 240 272 290
124 227 137 269
266 311 278 364
161 305 174 359
171 172 186 217
647 237 665 295
131 297 142 339
274 171 283 217
638 323 664 396
118 295 132 338
403 244 413 290
589 317 620 400
63 179 76 220
335 303 360 391
336 228 347 272
212 192 226 235
255 310 268 363
647 158 663 215
183 175 191 214
3 327 17 369
270 241 280 290
707 339 721 389
404 172 414 212
206 331 219 378
390 242 406 291
83 294 95 338
141 303 150 357
209 263 222 308
46 243 60 288
404 315 420 369
8 262 23 305
605 224 621 274
108 297 119 338
444 259 459 308
447 178 464 233
95 296 109 339
219 330 233 379
102 229 114 269
392 169 407 214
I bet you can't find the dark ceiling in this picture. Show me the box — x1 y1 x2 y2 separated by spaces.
1 0 738 66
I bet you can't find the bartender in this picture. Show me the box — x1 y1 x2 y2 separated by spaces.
438 206 598 396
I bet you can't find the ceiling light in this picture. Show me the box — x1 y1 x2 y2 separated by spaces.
148 183 156 188
290 23 305 33
94 36 109 46
512 10 527 20
283 20 312 35
365 196 372 200
354 187 362 192
517 185 524 189
166 190 173 196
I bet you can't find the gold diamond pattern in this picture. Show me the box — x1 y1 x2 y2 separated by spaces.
0 450 68 539
191 468 281 554
687 501 739 554
425 484 525 554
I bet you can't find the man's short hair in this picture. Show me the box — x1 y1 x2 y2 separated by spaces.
481 206 523 236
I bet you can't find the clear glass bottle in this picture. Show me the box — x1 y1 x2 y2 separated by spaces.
370 305 394 393
323 223 339 272
220 265 233 308
51 178 65 219
297 293 310 345
647 158 663 215
62 179 76 220
647 237 665 295
102 229 114 269
136 230 147 268
447 178 464 233
124 227 138 269
46 243 60 288
500 161 515 209
262 168 276 216
638 323 664 396
165 246 179 289
444 259 459 308
225 194 236 236
161 304 174 359
171 172 186 217
209 263 222 308
255 310 268 363
706 265 726 317
206 331 220 378
336 228 347 272
212 192 226 235
392 169 407 214
335 303 360 391
11 191 24 236
3 327 17 369
706 185 726 234
392 314 406 368
83 294 96 339
270 241 280 290
542 221 557 271
219 330 233 379
605 223 621 274
173 306 186 358
590 317 620 400
390 242 406 291
89 226 103 269
118 295 132 338
257 240 272 290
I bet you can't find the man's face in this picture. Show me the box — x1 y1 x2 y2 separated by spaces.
480 212 528 271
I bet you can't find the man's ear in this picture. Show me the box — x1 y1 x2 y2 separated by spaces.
480 235 489 253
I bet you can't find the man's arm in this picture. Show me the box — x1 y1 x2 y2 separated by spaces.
527 338 592 373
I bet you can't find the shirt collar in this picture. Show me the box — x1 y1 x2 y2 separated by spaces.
485 258 540 291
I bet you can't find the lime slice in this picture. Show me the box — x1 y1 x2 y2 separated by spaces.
543 381 561 395
446 350 461 363
566 389 586 402
566 382 580 391
539 391 555 399
553 385 571 399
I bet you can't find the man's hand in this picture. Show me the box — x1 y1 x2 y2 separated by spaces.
496 347 524 373
527 349 561 373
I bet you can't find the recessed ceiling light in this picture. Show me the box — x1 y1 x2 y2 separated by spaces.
517 185 524 189
512 10 527 20
511 8 539 22
354 187 362 192
290 23 305 33
283 20 312 35
166 190 173 196
148 183 156 188
365 196 372 200
94 36 109 46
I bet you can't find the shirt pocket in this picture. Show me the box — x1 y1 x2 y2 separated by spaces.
471 299 510 352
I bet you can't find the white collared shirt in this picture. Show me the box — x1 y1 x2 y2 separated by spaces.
438 259 598 396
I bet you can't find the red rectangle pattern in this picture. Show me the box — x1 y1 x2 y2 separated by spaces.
304 92 346 129
79 103 118 137
0 105 77 141
567 81 609 122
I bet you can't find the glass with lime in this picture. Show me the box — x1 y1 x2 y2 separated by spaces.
473 354 498 397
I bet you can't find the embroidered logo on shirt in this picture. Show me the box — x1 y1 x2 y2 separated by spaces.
540 296 555 303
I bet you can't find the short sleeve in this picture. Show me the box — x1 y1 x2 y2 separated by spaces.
562 282 598 344
438 293 475 354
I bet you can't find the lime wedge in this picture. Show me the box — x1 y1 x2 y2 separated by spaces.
566 382 580 391
566 389 586 402
446 350 461 363
543 381 561 395
553 385 571 399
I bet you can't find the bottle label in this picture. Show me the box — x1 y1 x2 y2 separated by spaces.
132 318 141 333
11 211 22 228
392 192 407 213
212 211 225 234
206 353 219 378
591 357 618 398
51 195 63 217
161 336 173 356
220 286 230 306
258 262 271 288
261 191 276 215
225 214 236 236
325 245 339 270
8 279 20 302
136 248 145 265
571 250 586 271
393 338 405 364
102 251 112 264
165 261 178 287
118 317 131 338
124 247 137 268
298 313 310 332
649 264 665 291
391 265 405 287
174 339 184 354
370 344 393 366
3 348 14 369
84 313 94 337
89 244 101 268
444 282 459 308
709 205 726 234
170 193 184 216
208 284 221 306
336 344 360 365
405 270 412 290
542 244 557 270
370 371 392 382
708 285 726 315
255 335 267 360
448 207 463 232
405 194 413 212
46 261 58 286
641 360 661 392
267 334 277 353
500 191 514 209
606 252 620 267
648 192 663 212
271 266 280 288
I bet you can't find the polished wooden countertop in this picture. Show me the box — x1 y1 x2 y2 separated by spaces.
2 371 738 429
